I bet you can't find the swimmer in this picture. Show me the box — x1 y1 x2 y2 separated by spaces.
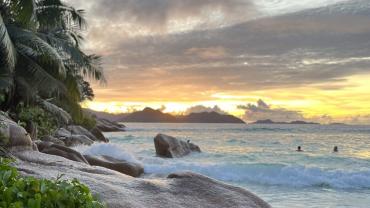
296 146 303 152
333 146 338 153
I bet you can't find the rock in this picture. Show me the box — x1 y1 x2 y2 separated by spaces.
54 128 71 138
154 134 201 158
35 141 89 164
64 135 94 147
15 151 271 208
41 135 65 146
0 113 33 150
67 125 98 141
84 155 143 177
90 127 109 143
96 118 125 132
54 127 95 146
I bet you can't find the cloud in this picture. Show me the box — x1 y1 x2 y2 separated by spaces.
185 47 228 60
184 105 227 115
158 105 166 112
76 0 256 34
238 99 305 122
68 0 370 124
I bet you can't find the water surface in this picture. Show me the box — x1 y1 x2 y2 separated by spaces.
79 123 370 208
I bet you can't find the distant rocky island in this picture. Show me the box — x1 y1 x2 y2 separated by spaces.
252 119 320 125
85 107 245 124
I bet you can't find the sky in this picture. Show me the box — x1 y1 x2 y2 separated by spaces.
66 0 370 124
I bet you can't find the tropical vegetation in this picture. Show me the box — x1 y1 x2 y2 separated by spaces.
0 158 105 208
0 0 106 206
0 0 104 134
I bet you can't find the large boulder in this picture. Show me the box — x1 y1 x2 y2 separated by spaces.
15 151 271 208
67 125 98 141
154 134 201 158
90 127 109 143
84 155 143 177
35 141 88 164
0 113 33 150
64 135 94 147
54 127 94 146
96 118 125 132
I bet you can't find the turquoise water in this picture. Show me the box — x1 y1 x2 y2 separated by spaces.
78 123 370 208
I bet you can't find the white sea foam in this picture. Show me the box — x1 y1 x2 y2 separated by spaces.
76 143 370 189
75 143 142 165
144 160 370 189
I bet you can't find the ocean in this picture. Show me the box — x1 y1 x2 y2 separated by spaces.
76 123 370 208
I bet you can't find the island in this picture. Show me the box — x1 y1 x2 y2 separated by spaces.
85 107 246 124
252 119 320 125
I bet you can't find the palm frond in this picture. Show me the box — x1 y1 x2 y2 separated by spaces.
36 0 87 30
16 54 67 97
8 26 66 77
0 14 16 91
82 54 106 83
0 14 16 72
9 0 37 28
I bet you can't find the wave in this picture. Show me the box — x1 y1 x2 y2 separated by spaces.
74 143 142 165
144 161 370 189
75 143 370 189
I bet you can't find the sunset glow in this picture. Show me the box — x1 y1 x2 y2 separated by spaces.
70 0 370 124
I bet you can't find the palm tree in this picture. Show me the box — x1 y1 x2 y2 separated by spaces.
0 0 104 125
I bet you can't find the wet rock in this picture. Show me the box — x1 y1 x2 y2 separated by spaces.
90 127 109 143
154 133 201 158
84 155 143 177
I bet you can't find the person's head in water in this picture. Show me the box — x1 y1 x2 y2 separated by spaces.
333 146 338 152
297 146 303 152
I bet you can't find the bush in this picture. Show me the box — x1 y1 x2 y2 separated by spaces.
0 158 105 208
16 104 58 138
73 114 97 131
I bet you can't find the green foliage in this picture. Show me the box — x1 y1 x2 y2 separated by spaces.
0 132 9 146
16 104 58 138
0 0 105 115
73 113 96 131
0 158 105 208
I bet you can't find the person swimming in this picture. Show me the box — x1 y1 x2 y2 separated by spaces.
333 146 338 153
296 146 303 152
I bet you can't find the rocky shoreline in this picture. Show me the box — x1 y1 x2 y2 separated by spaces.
1 113 271 208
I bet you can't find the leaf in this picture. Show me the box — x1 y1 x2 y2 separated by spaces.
9 0 37 28
0 14 16 91
8 26 66 77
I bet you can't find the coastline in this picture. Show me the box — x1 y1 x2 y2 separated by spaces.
1 114 271 208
